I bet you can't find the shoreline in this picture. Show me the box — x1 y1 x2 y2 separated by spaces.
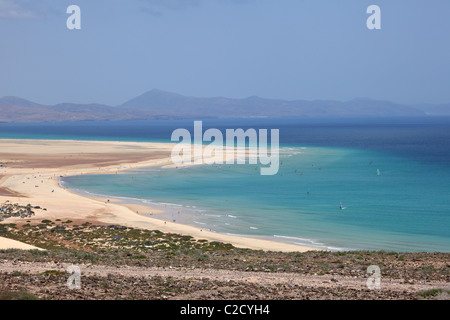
0 139 319 252
62 186 337 250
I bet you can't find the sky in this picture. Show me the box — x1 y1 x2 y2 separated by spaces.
1 0 450 106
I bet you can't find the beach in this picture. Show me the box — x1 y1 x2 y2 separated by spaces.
0 139 317 252
0 138 448 302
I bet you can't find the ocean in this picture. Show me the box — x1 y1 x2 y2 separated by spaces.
2 117 450 252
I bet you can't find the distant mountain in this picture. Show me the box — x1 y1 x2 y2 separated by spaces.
0 89 447 122
119 89 427 118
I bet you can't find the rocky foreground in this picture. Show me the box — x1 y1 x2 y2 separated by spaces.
0 220 448 300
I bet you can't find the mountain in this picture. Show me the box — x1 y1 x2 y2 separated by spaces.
0 97 130 122
0 90 446 122
119 89 427 118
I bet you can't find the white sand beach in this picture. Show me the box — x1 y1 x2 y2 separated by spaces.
0 139 317 252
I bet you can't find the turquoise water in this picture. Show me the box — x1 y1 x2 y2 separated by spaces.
63 145 450 252
2 118 449 252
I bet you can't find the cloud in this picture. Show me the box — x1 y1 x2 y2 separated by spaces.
0 0 41 19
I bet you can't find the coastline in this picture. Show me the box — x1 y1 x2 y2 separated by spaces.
61 187 335 250
0 139 318 252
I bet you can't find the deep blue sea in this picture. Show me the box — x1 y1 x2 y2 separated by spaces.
2 117 449 252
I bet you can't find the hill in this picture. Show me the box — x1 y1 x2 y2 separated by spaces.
1 90 446 122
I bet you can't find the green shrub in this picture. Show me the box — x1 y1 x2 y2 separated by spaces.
418 288 450 299
42 270 65 276
0 290 39 300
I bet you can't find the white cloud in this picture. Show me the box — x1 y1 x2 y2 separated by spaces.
0 0 40 19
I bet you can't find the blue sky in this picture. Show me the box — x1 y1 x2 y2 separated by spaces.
1 0 450 106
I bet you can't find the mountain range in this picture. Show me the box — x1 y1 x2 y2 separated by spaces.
0 89 449 122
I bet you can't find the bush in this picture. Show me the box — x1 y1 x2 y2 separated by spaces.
0 290 39 300
418 288 450 299
42 270 65 276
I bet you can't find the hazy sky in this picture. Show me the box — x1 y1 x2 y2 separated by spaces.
1 0 450 105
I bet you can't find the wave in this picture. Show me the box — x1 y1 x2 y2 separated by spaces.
273 234 346 250
273 235 316 242
204 214 222 218
159 202 183 207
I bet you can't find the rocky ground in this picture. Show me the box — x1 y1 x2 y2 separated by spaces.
0 220 448 300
